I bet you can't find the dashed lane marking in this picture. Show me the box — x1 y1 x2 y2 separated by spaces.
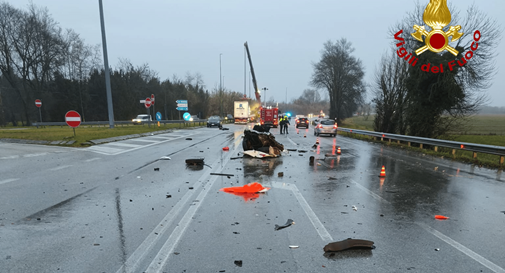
85 158 101 162
0 178 19 185
49 165 72 171
106 142 142 148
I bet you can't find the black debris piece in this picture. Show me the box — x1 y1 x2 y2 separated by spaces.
185 138 192 140
500 211 505 214
287 149 297 151
298 154 304 156
189 187 194 190
210 173 235 176
323 238 375 252
230 157 242 160
341 212 348 214
298 150 308 153
275 219 295 231
221 127 230 131
154 168 159 171
234 260 243 267
386 190 399 193
233 232 240 234
186 158 204 165
174 252 180 255
328 177 337 180
278 172 284 177
166 195 172 198
309 156 315 165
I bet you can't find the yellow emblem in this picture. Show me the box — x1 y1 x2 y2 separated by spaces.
411 0 464 56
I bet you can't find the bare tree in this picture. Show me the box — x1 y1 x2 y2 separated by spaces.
311 39 366 123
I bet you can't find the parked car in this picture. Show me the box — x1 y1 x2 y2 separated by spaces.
225 114 233 120
314 119 337 137
132 114 152 125
207 116 222 128
296 117 309 128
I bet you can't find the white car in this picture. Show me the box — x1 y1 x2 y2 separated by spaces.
132 114 152 125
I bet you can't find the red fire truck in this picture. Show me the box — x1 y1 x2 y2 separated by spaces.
260 107 278 128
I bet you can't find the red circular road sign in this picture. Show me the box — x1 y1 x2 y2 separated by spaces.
35 99 42 108
65 110 81 128
145 97 152 108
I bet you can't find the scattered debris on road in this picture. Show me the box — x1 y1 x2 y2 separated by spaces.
275 219 295 230
234 260 243 267
328 177 337 180
287 148 297 151
223 146 229 151
352 205 358 211
185 138 192 140
242 129 284 157
278 172 284 177
154 168 159 171
185 158 204 166
160 156 171 160
435 248 440 251
289 245 299 249
323 238 375 252
435 215 449 220
220 182 269 194
501 211 505 214
211 173 235 177
243 150 276 158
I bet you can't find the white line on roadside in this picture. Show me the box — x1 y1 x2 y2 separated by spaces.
272 182 333 242
49 165 72 171
85 158 101 162
116 133 237 273
350 179 504 272
23 152 48 158
0 178 19 185
417 222 505 273
0 155 20 160
143 140 238 273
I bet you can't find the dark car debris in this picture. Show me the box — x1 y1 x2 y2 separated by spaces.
185 158 204 165
242 126 284 157
274 219 295 231
323 238 375 252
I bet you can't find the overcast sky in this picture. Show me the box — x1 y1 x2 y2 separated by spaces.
8 0 505 106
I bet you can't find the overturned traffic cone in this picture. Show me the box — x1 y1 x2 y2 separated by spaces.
378 166 386 177
337 147 341 155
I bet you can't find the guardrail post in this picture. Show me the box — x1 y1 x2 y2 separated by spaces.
500 156 504 165
420 143 423 149
388 139 391 145
452 149 456 158
408 142 411 147
434 146 438 152
473 152 477 159
397 140 400 144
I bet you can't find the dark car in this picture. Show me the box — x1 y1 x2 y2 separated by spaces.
314 119 337 137
296 117 309 128
207 117 222 128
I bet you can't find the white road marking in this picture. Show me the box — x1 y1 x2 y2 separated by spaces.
128 139 158 143
116 133 235 273
87 146 125 154
85 157 101 162
272 182 333 242
23 152 48 158
143 138 238 273
0 155 20 160
417 222 505 273
0 178 19 185
49 165 72 171
106 142 142 148
350 179 504 272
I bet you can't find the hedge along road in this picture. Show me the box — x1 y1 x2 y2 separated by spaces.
0 123 504 272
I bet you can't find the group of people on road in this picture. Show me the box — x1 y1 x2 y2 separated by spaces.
279 116 290 134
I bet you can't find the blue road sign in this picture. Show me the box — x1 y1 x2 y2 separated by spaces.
176 107 188 111
183 112 191 121
156 112 162 121
176 100 188 104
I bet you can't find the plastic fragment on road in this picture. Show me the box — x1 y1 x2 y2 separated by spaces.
234 260 243 267
211 173 234 177
289 245 299 249
379 166 386 177
160 156 171 160
323 238 375 252
352 205 358 211
435 215 449 220
275 219 295 230
243 150 275 158
278 172 284 177
220 182 269 194
222 146 229 151
154 168 159 171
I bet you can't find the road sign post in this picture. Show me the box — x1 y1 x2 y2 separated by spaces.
35 99 42 128
144 97 152 128
65 110 81 136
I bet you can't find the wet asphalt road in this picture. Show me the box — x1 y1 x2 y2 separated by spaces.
1 124 505 273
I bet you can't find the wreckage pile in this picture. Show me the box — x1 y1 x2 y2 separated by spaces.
242 126 284 157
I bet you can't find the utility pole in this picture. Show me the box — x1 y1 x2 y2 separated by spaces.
99 0 114 128
220 53 222 117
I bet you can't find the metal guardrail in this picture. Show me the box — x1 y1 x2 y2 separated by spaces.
338 127 505 164
32 119 212 127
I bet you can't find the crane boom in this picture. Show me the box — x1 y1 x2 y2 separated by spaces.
244 42 261 103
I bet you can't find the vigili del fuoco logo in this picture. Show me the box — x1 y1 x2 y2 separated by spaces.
394 0 481 73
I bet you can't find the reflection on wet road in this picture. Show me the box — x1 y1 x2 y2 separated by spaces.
1 124 504 273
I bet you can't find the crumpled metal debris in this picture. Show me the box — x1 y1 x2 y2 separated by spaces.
242 129 284 157
323 238 375 252
275 219 295 230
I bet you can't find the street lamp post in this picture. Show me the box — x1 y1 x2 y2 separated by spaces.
261 87 268 107
220 53 222 117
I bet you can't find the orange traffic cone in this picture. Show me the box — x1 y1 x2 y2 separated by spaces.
316 138 320 144
379 166 386 177
337 147 341 155
435 215 449 220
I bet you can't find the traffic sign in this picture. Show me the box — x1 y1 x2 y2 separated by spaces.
151 94 155 105
176 107 188 111
156 112 162 121
65 110 81 128
145 97 152 108
35 99 42 108
176 100 188 104
183 112 191 121
177 103 188 107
